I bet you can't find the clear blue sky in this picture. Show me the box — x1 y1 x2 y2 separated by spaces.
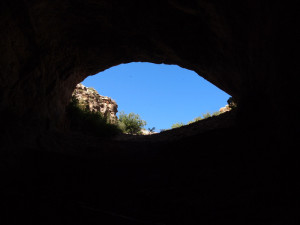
82 62 230 131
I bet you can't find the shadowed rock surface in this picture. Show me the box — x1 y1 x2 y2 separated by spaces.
0 1 299 224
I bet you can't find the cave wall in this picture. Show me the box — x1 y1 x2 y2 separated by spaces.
1 0 298 134
0 1 299 224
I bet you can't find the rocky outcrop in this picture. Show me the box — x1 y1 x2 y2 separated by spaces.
219 105 231 113
140 128 157 135
72 83 118 124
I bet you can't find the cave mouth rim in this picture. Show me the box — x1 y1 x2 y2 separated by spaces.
69 62 233 139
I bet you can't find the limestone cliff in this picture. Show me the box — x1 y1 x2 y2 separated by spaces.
72 83 118 124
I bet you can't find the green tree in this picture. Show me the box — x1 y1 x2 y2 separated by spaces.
117 121 127 133
118 111 147 135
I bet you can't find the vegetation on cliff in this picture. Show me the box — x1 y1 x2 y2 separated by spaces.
170 111 220 129
67 86 237 136
170 97 237 129
72 83 118 124
66 96 148 136
66 96 122 137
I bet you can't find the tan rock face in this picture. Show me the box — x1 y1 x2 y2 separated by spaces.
219 105 231 113
72 83 118 124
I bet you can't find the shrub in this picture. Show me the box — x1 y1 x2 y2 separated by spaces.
118 111 147 135
212 111 221 117
202 112 212 119
171 109 223 129
187 116 202 124
171 122 185 129
148 127 156 134
66 96 121 137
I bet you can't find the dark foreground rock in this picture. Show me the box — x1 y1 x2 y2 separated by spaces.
1 110 298 225
0 1 299 224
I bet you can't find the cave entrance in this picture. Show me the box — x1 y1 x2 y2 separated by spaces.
78 62 231 133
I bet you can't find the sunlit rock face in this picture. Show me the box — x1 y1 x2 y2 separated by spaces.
72 83 118 124
219 105 231 113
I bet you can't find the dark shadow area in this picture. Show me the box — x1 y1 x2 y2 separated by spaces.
1 110 298 225
0 1 298 224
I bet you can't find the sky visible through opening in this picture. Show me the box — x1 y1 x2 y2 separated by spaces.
82 62 231 132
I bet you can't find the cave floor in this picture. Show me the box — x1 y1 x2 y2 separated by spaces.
0 110 297 225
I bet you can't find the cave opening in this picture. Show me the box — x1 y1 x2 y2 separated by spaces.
0 1 297 224
74 62 231 135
